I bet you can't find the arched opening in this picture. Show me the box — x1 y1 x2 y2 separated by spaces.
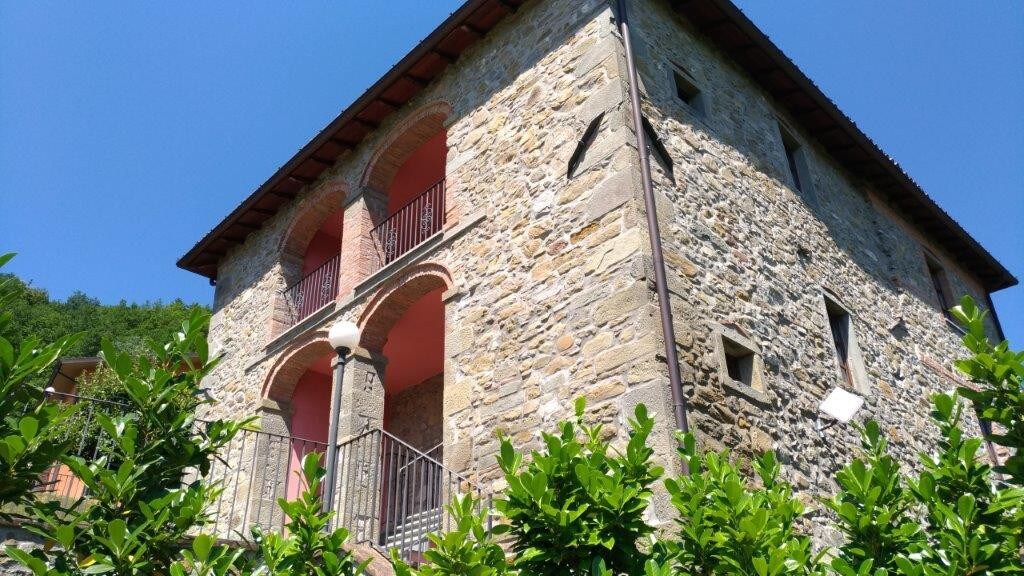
381 286 445 453
364 103 450 270
358 265 450 550
261 337 335 503
281 207 344 329
284 352 334 500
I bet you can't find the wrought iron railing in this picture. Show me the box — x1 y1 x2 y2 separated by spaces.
370 179 446 271
28 393 488 563
282 253 340 327
326 429 488 563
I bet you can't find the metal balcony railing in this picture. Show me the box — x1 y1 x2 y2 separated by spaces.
283 253 340 327
28 392 488 564
371 179 446 271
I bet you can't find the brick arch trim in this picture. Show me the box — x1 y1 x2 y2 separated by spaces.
277 179 349 269
360 101 452 192
262 331 334 402
358 262 454 352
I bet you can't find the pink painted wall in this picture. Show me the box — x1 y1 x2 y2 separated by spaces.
386 131 446 214
382 287 444 397
286 361 332 500
301 208 344 276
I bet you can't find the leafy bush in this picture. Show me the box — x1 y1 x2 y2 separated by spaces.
829 295 1023 576
390 398 664 576
0 252 81 512
825 421 922 575
664 433 824 575
7 310 251 576
248 453 370 576
496 398 662 575
171 454 371 576
950 296 1024 484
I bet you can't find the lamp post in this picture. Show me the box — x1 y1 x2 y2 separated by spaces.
323 319 360 517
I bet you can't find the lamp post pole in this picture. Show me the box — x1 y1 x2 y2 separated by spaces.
322 346 349 517
322 320 361 521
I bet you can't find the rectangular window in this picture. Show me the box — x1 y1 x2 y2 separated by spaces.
823 295 861 391
779 124 805 192
715 325 766 402
827 306 853 389
925 254 954 319
671 64 705 116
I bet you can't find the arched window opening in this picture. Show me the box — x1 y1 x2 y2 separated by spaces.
283 353 333 501
370 126 446 268
283 208 344 327
373 286 445 550
381 286 444 452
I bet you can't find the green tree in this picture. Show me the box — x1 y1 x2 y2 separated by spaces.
7 310 250 576
0 253 81 512
0 272 208 383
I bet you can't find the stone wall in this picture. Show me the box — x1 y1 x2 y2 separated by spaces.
1 523 43 576
630 0 1001 541
200 0 680 497
385 374 443 453
198 0 1006 545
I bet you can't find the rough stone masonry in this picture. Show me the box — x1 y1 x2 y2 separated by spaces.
190 0 1011 545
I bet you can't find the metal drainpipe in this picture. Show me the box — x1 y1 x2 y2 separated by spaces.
616 0 692 461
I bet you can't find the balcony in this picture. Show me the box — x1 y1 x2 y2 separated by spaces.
283 253 340 328
30 393 486 564
371 179 446 272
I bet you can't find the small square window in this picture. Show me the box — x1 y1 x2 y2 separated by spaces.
715 325 767 403
723 342 755 387
671 65 705 116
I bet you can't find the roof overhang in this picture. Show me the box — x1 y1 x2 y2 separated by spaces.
177 0 525 280
179 0 1016 293
669 0 1016 291
47 356 102 394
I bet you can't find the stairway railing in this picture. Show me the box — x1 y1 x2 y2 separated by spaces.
29 394 487 562
327 428 489 564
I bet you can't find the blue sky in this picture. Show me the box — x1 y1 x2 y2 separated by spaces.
1 1 1021 343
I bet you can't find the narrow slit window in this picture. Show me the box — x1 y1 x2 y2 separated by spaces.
925 254 954 319
825 297 855 390
779 125 804 192
566 112 605 179
671 65 705 116
641 116 673 177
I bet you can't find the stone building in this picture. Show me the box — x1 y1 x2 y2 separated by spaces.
176 0 1015 549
